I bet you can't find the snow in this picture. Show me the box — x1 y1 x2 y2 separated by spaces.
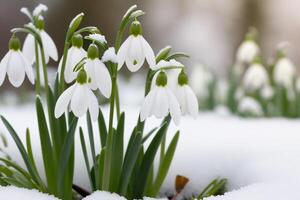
83 191 126 200
0 186 60 200
1 102 300 198
203 181 300 200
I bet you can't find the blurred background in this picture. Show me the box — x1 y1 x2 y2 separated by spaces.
1 0 300 77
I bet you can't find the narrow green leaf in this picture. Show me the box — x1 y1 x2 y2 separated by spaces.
98 108 107 148
151 131 180 196
25 128 39 176
98 148 106 190
132 122 169 198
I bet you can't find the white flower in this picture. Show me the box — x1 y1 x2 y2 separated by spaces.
117 21 155 72
33 4 48 16
260 85 274 100
273 57 296 88
85 44 112 98
243 63 268 92
140 71 181 125
54 71 99 121
0 36 34 87
238 96 263 117
102 47 117 63
175 70 198 118
236 40 260 64
87 33 107 44
152 59 184 70
58 35 86 83
23 19 58 64
190 64 213 98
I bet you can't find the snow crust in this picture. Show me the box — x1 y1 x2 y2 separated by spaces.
204 181 300 200
83 191 126 200
1 103 300 198
0 186 60 200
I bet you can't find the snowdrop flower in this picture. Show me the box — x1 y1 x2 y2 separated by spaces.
243 62 268 92
175 70 199 118
117 20 155 72
54 70 99 121
32 4 48 17
85 44 112 98
58 34 86 83
0 35 34 87
238 96 263 117
102 47 118 63
236 40 260 64
23 17 58 64
140 71 181 125
273 57 296 88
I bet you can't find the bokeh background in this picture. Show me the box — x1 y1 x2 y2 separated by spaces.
0 0 300 77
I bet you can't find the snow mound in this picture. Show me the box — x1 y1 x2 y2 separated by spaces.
83 191 126 200
203 182 300 200
238 97 263 116
0 186 60 200
142 197 168 200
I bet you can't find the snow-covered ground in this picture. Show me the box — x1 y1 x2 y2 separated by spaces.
0 186 59 200
1 103 300 198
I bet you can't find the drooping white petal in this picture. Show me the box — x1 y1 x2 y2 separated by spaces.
140 35 155 67
0 51 11 86
166 88 181 125
86 89 99 121
175 86 187 114
93 59 112 98
184 85 199 118
7 51 26 87
64 47 86 83
71 84 88 117
140 88 157 121
54 84 76 118
117 36 131 70
22 34 35 64
20 7 33 20
85 59 98 90
236 40 260 64
33 4 48 16
153 87 169 118
19 51 34 84
40 30 58 61
125 36 144 72
273 57 295 88
243 63 268 91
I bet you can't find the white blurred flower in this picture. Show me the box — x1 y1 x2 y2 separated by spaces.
236 40 260 64
0 36 34 87
54 70 99 121
58 34 86 83
260 85 274 100
85 44 112 98
102 47 117 63
238 96 263 117
117 20 155 72
190 64 213 99
243 63 268 92
273 57 296 88
23 18 58 64
175 71 198 118
140 71 181 125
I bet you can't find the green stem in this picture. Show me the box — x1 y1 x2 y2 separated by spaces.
102 65 118 190
59 41 71 94
34 40 41 95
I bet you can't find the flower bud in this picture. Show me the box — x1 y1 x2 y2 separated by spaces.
178 70 188 86
130 20 143 36
35 17 45 30
156 71 168 87
87 44 99 60
9 35 21 51
76 70 88 84
72 34 83 48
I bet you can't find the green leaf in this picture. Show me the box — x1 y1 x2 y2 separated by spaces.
156 46 172 62
0 116 45 191
118 129 142 195
132 122 169 198
150 131 180 196
110 113 125 192
166 52 189 61
35 97 56 193
98 148 106 190
68 13 84 40
98 108 107 148
56 117 78 198
25 128 39 177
